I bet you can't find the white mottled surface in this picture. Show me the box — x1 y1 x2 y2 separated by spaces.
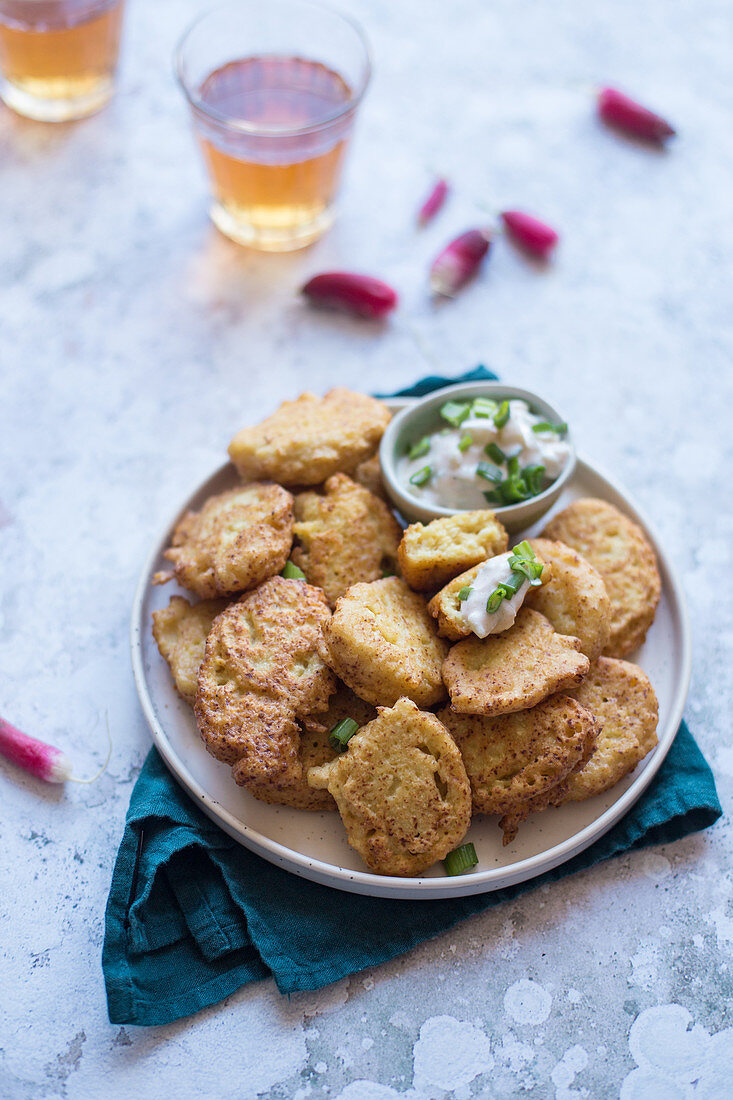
1 0 732 1096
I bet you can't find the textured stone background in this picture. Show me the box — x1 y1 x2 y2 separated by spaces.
1 0 732 1097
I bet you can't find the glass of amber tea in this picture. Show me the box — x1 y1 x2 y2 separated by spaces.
0 0 124 121
176 0 371 252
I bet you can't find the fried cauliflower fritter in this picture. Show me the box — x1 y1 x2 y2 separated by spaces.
398 510 509 592
560 657 659 801
440 695 599 844
442 608 589 716
308 697 471 876
352 453 387 500
524 538 611 661
246 685 377 812
155 483 293 599
428 550 552 642
228 388 391 487
542 498 661 658
151 595 228 704
428 563 484 641
292 474 402 606
325 577 449 708
195 577 336 789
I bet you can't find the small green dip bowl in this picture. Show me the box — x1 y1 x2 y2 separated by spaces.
379 382 576 533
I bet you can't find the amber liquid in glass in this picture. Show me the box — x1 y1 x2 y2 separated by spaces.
195 56 354 250
0 0 123 118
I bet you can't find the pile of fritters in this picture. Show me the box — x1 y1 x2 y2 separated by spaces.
152 387 662 876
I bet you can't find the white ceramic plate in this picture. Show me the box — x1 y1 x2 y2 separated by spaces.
131 409 690 900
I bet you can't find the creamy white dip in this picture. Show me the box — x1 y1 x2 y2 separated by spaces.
460 551 531 637
399 399 571 510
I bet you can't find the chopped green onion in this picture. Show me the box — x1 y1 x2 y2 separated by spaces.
498 476 529 503
484 442 506 465
507 454 520 477
499 572 525 597
483 489 503 505
476 461 502 484
471 397 498 418
329 718 360 752
282 561 306 580
511 540 535 560
443 842 478 876
523 464 546 496
458 586 473 602
532 420 568 436
409 465 432 487
458 433 473 453
408 436 430 460
440 400 471 428
486 588 504 613
510 558 544 584
493 400 511 429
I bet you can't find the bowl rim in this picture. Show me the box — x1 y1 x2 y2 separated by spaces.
378 381 576 523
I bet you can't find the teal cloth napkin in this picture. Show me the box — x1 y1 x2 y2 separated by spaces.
103 367 722 1027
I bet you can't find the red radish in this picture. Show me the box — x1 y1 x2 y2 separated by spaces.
597 87 676 144
302 273 398 320
0 716 73 783
430 229 491 296
501 211 559 260
418 178 449 226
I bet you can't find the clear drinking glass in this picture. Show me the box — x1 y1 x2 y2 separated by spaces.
176 0 371 252
0 0 124 121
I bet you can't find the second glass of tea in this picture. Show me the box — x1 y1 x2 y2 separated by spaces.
0 0 124 121
176 0 371 252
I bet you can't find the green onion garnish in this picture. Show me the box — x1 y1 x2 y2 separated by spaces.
458 586 473 601
408 436 430 460
443 842 478 876
523 464 546 496
511 540 535 560
506 454 520 477
282 561 306 580
476 461 502 484
471 397 498 419
458 433 473 453
486 588 504 613
409 465 432 487
484 442 505 465
532 420 568 436
498 476 529 503
329 718 360 752
440 400 471 428
493 400 511 429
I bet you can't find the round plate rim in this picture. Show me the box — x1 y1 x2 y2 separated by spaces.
130 452 691 900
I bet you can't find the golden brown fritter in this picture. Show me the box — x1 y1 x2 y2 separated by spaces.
308 697 472 876
352 453 387 500
152 595 229 704
440 695 599 844
428 563 484 641
428 550 552 642
560 657 659 801
542 498 661 658
292 474 402 606
154 483 293 599
247 685 377 812
524 538 611 660
228 388 391 487
195 577 336 789
325 577 449 708
442 608 589 716
398 510 508 592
